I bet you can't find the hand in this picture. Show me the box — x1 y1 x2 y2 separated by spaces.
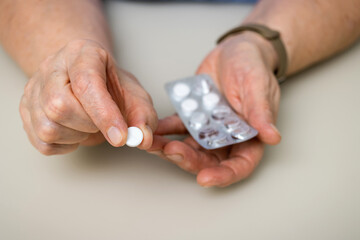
148 32 281 187
20 39 157 155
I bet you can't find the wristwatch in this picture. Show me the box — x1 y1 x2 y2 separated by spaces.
217 23 288 83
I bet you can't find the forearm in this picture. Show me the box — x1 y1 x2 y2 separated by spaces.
0 0 112 76
244 0 360 75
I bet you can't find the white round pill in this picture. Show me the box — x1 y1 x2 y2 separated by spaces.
173 83 190 99
203 92 220 109
126 127 144 147
181 98 198 113
194 78 211 95
189 112 209 129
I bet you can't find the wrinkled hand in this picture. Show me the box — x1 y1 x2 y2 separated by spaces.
20 39 157 155
148 32 281 187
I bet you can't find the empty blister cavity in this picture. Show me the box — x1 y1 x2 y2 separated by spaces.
189 112 209 129
207 134 228 147
223 117 243 130
211 106 231 120
231 126 251 140
181 98 198 114
203 92 220 109
198 126 219 140
173 83 190 100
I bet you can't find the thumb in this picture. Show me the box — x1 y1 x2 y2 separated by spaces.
241 69 281 145
246 93 281 145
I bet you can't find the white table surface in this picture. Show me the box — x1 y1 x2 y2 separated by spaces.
1 1 359 239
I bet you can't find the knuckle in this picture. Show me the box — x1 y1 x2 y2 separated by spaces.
72 74 93 96
19 94 27 110
20 116 30 134
44 94 68 122
72 70 104 96
95 47 108 61
19 104 27 122
36 121 58 143
24 81 31 93
37 143 56 156
94 107 111 122
39 56 54 73
143 92 153 104
24 78 35 95
48 69 64 82
66 39 88 50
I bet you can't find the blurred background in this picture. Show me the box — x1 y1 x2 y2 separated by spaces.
0 1 359 239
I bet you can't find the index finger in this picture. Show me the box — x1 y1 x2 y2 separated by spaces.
67 43 127 146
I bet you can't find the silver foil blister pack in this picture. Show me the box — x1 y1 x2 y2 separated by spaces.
165 74 258 150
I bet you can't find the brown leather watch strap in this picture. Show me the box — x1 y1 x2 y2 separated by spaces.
217 23 288 83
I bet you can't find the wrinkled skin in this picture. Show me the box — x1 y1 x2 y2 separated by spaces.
148 33 282 187
20 39 158 155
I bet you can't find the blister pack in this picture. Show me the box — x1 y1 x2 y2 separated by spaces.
164 74 258 150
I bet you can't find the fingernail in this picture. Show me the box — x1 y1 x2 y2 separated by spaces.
145 125 153 134
166 154 183 163
148 150 163 157
107 126 122 145
270 123 281 136
143 124 153 141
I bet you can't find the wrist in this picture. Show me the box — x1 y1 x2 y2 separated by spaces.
219 31 279 73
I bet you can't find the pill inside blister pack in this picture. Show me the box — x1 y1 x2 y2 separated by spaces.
165 74 258 150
